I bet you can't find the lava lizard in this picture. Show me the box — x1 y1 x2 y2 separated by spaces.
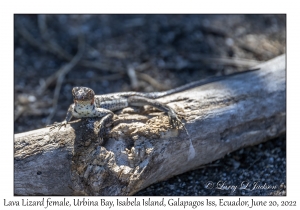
50 68 259 135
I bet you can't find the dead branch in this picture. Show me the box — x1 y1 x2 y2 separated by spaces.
189 54 262 67
137 72 168 91
127 66 138 89
64 73 124 83
44 37 85 124
14 54 286 196
16 19 115 72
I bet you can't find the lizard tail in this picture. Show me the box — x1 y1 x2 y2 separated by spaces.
143 68 260 99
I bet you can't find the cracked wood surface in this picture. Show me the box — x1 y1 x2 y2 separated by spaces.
14 54 286 195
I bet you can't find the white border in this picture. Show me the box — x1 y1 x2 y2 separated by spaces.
2 0 298 208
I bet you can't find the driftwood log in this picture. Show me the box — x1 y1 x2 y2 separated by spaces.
14 54 286 196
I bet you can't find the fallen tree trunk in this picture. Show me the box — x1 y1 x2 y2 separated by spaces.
14 54 286 196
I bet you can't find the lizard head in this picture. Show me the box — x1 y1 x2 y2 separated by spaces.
72 87 95 105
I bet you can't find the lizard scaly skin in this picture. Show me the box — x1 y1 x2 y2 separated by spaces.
51 87 183 135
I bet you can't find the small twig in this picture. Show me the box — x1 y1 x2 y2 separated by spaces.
189 54 261 67
78 60 111 71
14 106 26 121
45 35 85 124
127 66 138 89
238 43 264 60
136 72 167 91
38 15 73 60
16 19 116 72
241 157 262 176
135 61 152 71
37 15 48 40
16 22 48 52
64 73 124 83
38 35 86 95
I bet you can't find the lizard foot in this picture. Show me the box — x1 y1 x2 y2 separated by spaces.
48 120 68 132
97 113 113 138
98 123 107 137
168 109 183 129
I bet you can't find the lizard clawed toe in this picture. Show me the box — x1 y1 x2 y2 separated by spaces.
98 124 106 136
168 110 184 129
48 120 67 132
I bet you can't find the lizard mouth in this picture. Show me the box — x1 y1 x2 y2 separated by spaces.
74 98 92 102
74 99 95 107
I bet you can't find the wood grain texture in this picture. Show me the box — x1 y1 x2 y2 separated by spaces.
14 54 286 195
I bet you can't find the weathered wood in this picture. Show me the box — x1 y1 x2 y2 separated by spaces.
14 54 286 195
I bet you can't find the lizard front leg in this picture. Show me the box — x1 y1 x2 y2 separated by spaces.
49 104 74 131
127 96 182 128
97 112 114 137
50 104 115 132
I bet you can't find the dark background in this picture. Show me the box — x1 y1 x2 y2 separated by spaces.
14 14 286 196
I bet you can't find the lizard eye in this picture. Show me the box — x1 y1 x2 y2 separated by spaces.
87 89 95 97
72 87 80 95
